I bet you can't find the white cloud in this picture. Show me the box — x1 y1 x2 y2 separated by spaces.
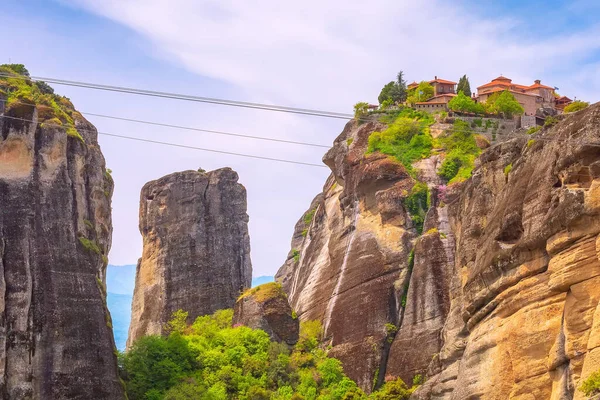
63 0 600 106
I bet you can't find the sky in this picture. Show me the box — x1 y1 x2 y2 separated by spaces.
1 0 599 277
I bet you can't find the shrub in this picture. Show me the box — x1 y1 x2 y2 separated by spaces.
504 163 513 177
0 64 85 142
580 370 600 397
346 137 354 146
354 102 370 119
544 116 559 127
564 100 589 113
367 115 433 173
437 120 481 183
526 126 541 135
404 182 429 233
291 249 300 262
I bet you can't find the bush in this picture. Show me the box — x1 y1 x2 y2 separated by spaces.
437 120 481 183
404 182 429 233
0 64 84 142
367 114 434 173
564 100 589 113
544 116 559 127
354 102 370 119
504 163 512 176
580 370 600 397
526 126 541 135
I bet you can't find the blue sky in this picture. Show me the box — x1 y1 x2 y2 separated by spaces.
1 0 599 276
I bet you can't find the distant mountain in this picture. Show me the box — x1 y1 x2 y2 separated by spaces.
105 264 274 350
252 276 274 287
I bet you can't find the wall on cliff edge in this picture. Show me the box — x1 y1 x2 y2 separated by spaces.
0 95 124 398
277 103 600 399
127 168 252 348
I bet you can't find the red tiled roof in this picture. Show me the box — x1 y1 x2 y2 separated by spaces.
429 78 457 85
416 101 447 105
556 96 572 102
493 76 512 82
408 81 418 88
477 80 511 89
526 83 554 90
478 88 540 98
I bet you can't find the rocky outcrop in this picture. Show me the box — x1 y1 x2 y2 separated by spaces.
278 104 600 398
127 168 252 347
0 96 124 398
276 119 418 391
233 282 299 345
410 104 600 399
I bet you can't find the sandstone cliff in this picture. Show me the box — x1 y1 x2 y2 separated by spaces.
0 93 124 397
127 168 252 347
233 282 299 345
277 104 600 398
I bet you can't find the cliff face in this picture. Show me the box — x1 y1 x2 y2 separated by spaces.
0 98 124 398
127 168 252 347
277 104 600 398
276 120 418 391
410 104 600 400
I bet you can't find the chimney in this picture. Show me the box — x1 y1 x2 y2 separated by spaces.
435 75 438 80
535 79 541 85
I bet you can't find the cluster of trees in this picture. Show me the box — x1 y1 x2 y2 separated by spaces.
378 71 408 105
406 82 434 106
120 309 420 400
448 90 524 118
564 100 589 113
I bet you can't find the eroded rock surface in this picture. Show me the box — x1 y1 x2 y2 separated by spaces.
127 168 252 348
278 104 600 398
0 97 124 398
276 119 419 391
233 282 299 345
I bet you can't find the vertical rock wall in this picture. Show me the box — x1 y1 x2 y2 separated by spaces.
127 168 252 348
0 99 124 399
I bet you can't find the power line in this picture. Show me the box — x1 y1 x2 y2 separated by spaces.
0 72 356 120
0 99 331 149
0 114 329 168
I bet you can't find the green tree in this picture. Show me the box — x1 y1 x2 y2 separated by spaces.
378 81 396 105
0 63 30 77
448 91 484 114
580 370 600 397
485 90 524 118
377 71 407 105
369 378 412 400
456 75 471 97
354 102 370 119
406 81 434 105
564 100 589 113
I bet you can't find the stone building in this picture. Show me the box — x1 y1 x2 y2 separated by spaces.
476 76 558 116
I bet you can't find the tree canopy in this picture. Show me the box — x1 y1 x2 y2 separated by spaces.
485 90 524 118
456 75 471 97
564 100 589 113
121 309 421 400
406 82 434 105
448 91 484 115
378 71 408 105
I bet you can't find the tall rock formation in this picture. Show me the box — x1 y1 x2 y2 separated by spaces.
127 168 252 347
0 86 124 396
277 104 600 399
276 120 418 391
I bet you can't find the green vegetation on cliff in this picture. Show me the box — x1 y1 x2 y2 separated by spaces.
121 310 418 400
437 120 481 183
564 100 589 113
0 64 84 141
366 109 433 173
